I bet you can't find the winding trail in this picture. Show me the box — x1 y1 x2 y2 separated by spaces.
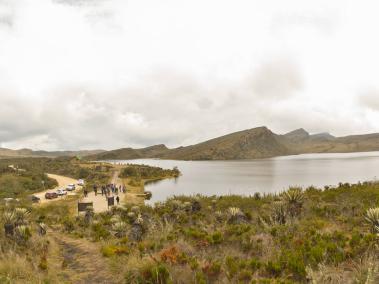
49 231 118 283
80 169 127 213
34 173 79 204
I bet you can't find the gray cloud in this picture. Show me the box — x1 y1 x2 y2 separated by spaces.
53 0 107 6
250 58 303 100
1 0 379 150
358 89 379 111
0 0 14 29
0 66 370 151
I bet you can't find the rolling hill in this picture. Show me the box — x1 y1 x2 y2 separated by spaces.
0 148 105 159
4 126 379 161
86 126 379 161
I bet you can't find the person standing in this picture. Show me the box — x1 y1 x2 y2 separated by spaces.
116 195 120 205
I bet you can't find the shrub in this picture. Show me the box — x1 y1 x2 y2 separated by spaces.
91 223 111 241
208 231 223 244
140 263 171 284
282 187 304 217
265 261 282 277
159 246 180 264
364 208 379 233
101 244 129 257
202 260 222 278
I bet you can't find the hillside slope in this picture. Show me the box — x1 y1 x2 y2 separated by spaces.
5 127 379 161
0 148 105 159
86 144 170 160
161 127 290 160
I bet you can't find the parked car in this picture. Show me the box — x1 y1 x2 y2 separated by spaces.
31 195 41 203
45 192 58 199
56 189 67 196
66 184 76 191
77 179 85 186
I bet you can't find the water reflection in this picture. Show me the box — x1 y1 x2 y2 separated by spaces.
108 151 379 204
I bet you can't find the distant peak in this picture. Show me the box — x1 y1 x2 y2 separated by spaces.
310 132 335 140
284 128 310 141
285 128 309 136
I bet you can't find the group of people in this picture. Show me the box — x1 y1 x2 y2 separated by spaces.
82 183 127 205
95 184 126 196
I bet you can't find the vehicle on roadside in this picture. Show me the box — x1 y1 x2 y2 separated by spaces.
56 189 67 196
31 195 41 203
66 184 76 191
77 179 85 186
45 192 58 199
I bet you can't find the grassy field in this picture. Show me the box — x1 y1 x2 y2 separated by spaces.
0 158 378 283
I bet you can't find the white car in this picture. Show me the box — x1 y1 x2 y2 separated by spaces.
77 179 85 186
56 189 67 196
66 184 76 191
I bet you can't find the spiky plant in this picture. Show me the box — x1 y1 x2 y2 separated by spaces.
271 202 287 225
183 202 192 212
215 210 223 222
3 211 16 236
14 208 30 225
228 207 243 217
365 207 379 233
135 214 144 225
15 225 31 242
38 223 47 236
282 187 304 217
113 221 127 238
127 211 136 223
111 215 122 224
84 206 94 224
3 211 15 224
129 214 144 241
227 207 246 224
170 200 182 210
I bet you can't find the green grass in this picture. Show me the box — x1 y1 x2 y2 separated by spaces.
32 181 377 283
0 160 378 283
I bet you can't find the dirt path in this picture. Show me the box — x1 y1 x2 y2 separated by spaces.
49 231 118 283
34 174 79 204
80 169 127 213
35 169 145 212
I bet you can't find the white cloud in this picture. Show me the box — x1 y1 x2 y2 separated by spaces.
0 0 379 150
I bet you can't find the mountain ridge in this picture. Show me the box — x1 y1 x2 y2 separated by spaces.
3 126 379 160
86 126 379 161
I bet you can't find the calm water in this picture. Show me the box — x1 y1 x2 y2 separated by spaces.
109 151 379 204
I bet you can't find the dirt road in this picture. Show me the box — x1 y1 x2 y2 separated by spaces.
34 174 78 204
80 170 127 213
35 170 141 212
48 231 118 283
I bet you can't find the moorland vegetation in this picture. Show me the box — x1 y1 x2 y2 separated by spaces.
0 158 377 283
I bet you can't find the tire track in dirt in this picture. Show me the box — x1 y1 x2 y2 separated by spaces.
49 232 119 284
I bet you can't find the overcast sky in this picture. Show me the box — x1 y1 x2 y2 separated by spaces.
1 0 379 150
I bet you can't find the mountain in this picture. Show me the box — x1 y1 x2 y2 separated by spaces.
87 144 169 160
86 127 290 161
0 148 105 159
283 128 310 142
4 127 379 161
160 127 289 160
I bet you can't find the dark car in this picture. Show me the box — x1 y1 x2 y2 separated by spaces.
31 195 41 203
45 192 58 199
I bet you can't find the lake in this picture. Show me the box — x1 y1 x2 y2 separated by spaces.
109 151 379 204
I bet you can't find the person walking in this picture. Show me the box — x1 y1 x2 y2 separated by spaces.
116 195 120 205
